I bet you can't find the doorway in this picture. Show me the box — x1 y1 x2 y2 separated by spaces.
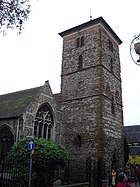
0 126 14 160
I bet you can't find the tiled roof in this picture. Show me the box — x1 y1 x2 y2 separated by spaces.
59 17 122 45
129 146 140 155
125 125 140 155
0 86 42 119
124 125 140 143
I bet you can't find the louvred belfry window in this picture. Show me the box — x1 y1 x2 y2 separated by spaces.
34 104 53 139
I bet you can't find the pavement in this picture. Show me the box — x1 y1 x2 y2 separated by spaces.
129 183 136 187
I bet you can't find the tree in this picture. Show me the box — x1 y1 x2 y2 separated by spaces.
6 137 69 186
0 0 31 35
127 155 140 166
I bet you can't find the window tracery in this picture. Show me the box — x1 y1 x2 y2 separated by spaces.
34 104 53 139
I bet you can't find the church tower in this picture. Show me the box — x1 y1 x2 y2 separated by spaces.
59 17 124 171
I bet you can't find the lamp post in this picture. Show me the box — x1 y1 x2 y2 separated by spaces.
130 33 140 66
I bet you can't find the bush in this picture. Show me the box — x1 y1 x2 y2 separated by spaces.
6 137 68 186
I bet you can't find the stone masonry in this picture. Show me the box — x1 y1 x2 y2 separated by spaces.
59 17 124 174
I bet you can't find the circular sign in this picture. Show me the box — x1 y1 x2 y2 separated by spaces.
130 34 140 66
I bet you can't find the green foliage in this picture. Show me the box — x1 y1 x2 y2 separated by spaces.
6 137 68 186
0 0 31 35
126 155 140 169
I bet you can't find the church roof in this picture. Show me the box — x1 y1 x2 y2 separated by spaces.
124 125 140 143
59 16 122 45
0 86 42 119
124 125 140 156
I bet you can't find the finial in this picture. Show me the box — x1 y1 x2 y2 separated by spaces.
90 9 92 20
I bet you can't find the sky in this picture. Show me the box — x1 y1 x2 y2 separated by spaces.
0 0 140 126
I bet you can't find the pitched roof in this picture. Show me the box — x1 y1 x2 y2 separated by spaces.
0 86 42 119
124 125 140 143
124 125 140 155
129 146 140 156
59 17 122 45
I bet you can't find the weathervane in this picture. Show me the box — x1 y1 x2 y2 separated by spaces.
130 33 140 66
90 9 92 20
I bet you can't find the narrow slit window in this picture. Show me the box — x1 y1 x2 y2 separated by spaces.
81 36 84 47
78 55 83 71
111 57 113 72
111 97 115 115
76 37 80 48
108 39 113 52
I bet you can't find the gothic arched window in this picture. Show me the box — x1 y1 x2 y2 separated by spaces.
34 104 53 139
0 126 14 159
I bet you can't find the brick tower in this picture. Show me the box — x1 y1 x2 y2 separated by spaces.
59 17 124 173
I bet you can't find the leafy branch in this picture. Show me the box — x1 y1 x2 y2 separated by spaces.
0 0 31 35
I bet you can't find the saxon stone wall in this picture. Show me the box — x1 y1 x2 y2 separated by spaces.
60 22 124 173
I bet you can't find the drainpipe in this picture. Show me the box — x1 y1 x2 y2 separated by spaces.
16 114 23 144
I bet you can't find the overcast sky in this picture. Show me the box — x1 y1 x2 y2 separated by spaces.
0 0 139 126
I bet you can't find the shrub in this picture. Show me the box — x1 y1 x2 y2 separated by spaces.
6 137 68 186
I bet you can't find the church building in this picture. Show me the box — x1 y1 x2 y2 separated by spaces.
0 17 124 176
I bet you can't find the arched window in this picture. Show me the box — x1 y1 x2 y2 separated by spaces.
0 126 14 159
76 36 84 48
34 104 53 139
81 36 84 47
73 134 82 147
76 37 80 48
78 55 83 71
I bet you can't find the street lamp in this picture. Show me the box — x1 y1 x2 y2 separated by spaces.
130 33 140 66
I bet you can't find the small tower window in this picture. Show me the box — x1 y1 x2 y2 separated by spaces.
115 90 119 102
81 36 84 47
108 39 113 52
73 134 82 147
78 55 83 71
110 57 113 72
76 37 80 48
106 84 111 97
111 97 115 115
76 36 84 48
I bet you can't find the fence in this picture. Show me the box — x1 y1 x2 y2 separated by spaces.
0 155 106 187
56 158 106 187
0 155 30 187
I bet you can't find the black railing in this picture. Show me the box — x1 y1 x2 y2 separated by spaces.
0 155 105 187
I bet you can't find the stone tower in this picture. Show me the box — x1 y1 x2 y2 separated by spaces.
59 17 124 172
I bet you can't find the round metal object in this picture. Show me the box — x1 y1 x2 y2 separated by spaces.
130 33 140 66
